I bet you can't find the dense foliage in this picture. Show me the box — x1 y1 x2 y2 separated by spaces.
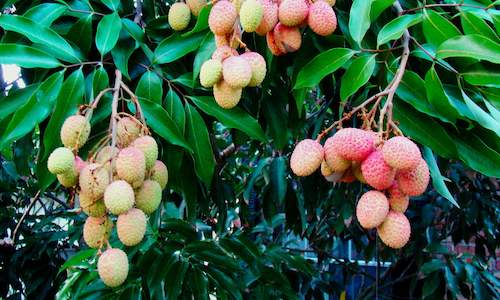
0 0 498 299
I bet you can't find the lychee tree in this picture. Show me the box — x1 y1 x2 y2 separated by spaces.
0 0 499 299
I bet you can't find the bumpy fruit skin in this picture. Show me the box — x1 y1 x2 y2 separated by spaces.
60 115 91 150
83 216 112 249
307 1 337 36
116 147 146 188
240 0 264 32
209 0 237 35
212 45 238 61
200 59 223 88
361 150 396 190
116 117 142 148
132 136 158 170
356 191 389 229
388 182 409 212
382 136 421 170
278 0 309 26
48 147 75 175
104 180 135 215
135 180 162 214
324 137 351 172
273 23 302 54
79 192 106 217
266 30 284 55
168 3 191 31
377 211 411 249
57 166 79 187
222 56 252 88
150 160 169 189
98 248 129 288
240 52 266 87
256 0 279 35
213 80 242 109
290 139 324 176
320 160 333 177
117 208 147 246
330 128 375 161
397 159 430 196
186 0 206 16
79 164 109 201
96 145 119 172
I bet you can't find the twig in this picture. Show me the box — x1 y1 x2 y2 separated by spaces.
109 70 122 179
12 191 41 244
134 0 144 26
409 36 459 74
361 46 403 53
64 61 111 69
119 82 148 129
402 3 490 14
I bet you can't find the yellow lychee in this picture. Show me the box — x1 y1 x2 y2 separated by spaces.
47 147 75 175
149 160 169 190
116 147 146 188
132 136 158 170
79 192 106 217
57 165 79 187
135 180 162 214
240 0 264 32
104 180 135 215
213 80 242 109
200 59 223 88
79 163 109 201
240 51 267 87
98 248 129 287
168 2 191 31
117 208 147 246
60 115 91 150
95 145 119 172
83 216 112 249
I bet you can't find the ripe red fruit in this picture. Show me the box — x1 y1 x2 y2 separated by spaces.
307 1 337 36
396 158 430 196
329 128 375 161
377 211 411 249
382 136 421 170
208 0 238 35
361 150 396 190
356 190 390 229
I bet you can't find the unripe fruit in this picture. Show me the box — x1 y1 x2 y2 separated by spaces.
132 136 158 170
397 159 430 196
60 115 91 150
240 52 266 87
388 182 409 213
290 139 324 176
116 147 146 188
150 160 169 189
79 164 109 201
57 166 78 187
307 1 337 36
324 137 351 172
356 191 389 229
213 80 242 109
168 3 191 31
98 248 129 287
212 45 238 61
209 0 237 35
222 56 252 88
79 192 106 217
240 0 264 32
186 0 206 16
273 23 302 54
116 117 142 148
95 145 119 172
278 0 309 26
320 160 333 177
330 128 375 161
377 211 411 249
352 162 367 183
382 136 421 170
117 208 147 246
256 0 279 35
361 150 396 190
200 59 223 88
48 147 75 175
135 180 162 214
83 216 112 249
104 180 135 215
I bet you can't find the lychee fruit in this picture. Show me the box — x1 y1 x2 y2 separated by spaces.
382 136 421 170
351 162 367 183
320 160 333 177
222 56 252 88
396 158 430 196
266 30 285 55
208 0 238 35
74 156 87 173
377 211 411 249
200 59 223 88
240 52 266 87
135 180 162 214
116 117 142 148
339 168 356 183
60 115 91 150
79 163 109 201
117 208 147 246
356 190 389 229
57 166 79 187
168 2 191 31
290 139 324 176
278 0 309 27
273 23 302 54
47 147 75 175
322 0 336 6
79 192 106 217
329 128 375 161
95 145 119 172
149 160 169 190
186 0 206 17
324 137 351 172
132 136 158 170
388 182 409 213
307 0 337 36
240 0 264 32
361 150 396 190
83 216 112 249
211 45 238 61
104 180 135 215
213 80 243 109
98 248 129 287
256 0 279 35
116 147 146 188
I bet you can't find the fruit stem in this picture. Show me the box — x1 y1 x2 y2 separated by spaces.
109 70 123 180
119 82 149 133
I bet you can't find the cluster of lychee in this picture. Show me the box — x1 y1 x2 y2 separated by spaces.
47 114 168 288
290 128 430 249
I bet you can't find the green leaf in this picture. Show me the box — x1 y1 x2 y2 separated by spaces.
193 34 216 82
205 266 242 300
23 3 66 26
422 9 461 47
99 0 120 11
422 273 440 298
182 5 210 37
377 14 423 46
243 158 271 202
111 37 137 80
165 89 185 132
0 84 40 120
340 54 376 101
58 249 96 274
422 147 459 208
185 103 215 186
122 18 145 43
349 0 373 45
186 267 209 299
370 0 394 21
153 32 207 64
189 96 266 142
294 48 355 89
462 90 500 137
0 15 81 63
66 14 93 55
460 11 498 41
462 63 500 87
269 157 287 205
95 12 122 56
456 133 500 178
0 44 61 68
436 34 500 63
164 257 189 300
424 66 460 122
136 71 163 104
421 259 444 275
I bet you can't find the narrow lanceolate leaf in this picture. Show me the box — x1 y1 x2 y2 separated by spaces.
454 134 500 178
0 15 81 63
111 37 137 80
0 44 61 68
461 90 500 137
99 0 120 11
153 31 207 64
66 15 93 55
165 89 185 133
122 18 145 43
270 157 287 205
340 54 376 101
424 66 460 123
135 71 163 104
349 0 373 45
184 103 215 186
182 5 210 37
186 267 209 299
422 147 459 208
95 12 122 56
294 48 355 89
189 96 266 142
462 64 500 87
377 14 422 46
193 34 216 82
0 84 39 120
422 9 461 47
23 3 67 26
436 35 500 63
460 11 498 42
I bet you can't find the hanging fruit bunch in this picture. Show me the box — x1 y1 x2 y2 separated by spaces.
46 71 168 287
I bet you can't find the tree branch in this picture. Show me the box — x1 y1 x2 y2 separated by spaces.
12 191 41 244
